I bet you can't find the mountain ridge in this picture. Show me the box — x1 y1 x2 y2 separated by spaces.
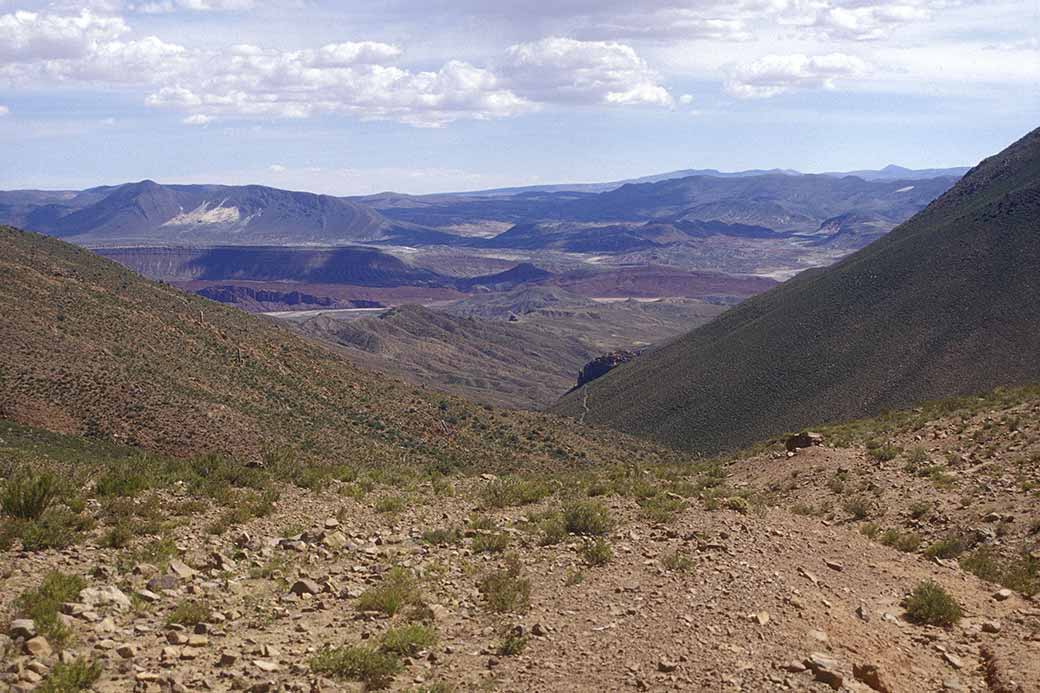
552 127 1040 454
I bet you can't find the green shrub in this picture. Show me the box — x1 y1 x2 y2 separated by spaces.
310 645 402 689
17 571 86 648
724 496 750 514
374 495 406 514
166 600 211 626
880 529 921 553
638 495 685 524
581 538 613 566
497 633 529 656
904 581 962 626
101 523 134 549
356 567 421 616
467 515 496 531
94 463 151 497
868 445 900 462
909 501 932 519
2 469 63 520
37 659 101 693
482 477 551 508
537 516 566 546
843 497 871 520
19 508 87 551
479 558 530 613
380 623 437 656
924 534 971 560
663 550 694 572
562 501 612 536
961 549 1039 596
859 522 881 539
422 527 462 545
472 532 510 554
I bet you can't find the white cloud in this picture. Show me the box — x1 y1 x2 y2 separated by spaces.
679 93 694 104
772 0 938 40
0 105 9 116
0 10 128 61
725 53 870 98
501 37 673 106
182 113 212 125
129 0 255 12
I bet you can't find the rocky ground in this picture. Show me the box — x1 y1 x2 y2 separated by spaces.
2 436 1038 693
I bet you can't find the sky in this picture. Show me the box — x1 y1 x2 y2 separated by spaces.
0 0 1037 194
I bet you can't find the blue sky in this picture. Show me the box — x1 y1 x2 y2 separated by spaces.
0 0 1037 194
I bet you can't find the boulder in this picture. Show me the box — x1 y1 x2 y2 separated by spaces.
785 432 824 452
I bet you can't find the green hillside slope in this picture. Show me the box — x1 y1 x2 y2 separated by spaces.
553 127 1040 454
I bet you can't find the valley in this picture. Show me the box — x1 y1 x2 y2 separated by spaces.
1 125 1038 692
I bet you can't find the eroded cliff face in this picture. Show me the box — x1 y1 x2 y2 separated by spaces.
576 349 639 388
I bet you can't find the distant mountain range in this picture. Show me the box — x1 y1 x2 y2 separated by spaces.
431 164 971 196
553 128 1040 454
0 165 965 249
0 180 398 245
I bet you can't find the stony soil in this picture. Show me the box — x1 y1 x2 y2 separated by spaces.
3 456 1038 693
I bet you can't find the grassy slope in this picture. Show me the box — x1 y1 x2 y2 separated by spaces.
554 127 1040 454
0 226 691 471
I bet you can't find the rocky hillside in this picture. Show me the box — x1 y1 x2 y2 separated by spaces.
291 304 599 410
0 225 689 471
0 385 1036 692
555 127 1040 454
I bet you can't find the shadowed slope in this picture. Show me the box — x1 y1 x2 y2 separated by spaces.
553 128 1040 454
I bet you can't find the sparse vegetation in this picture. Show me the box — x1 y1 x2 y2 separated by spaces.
563 500 613 536
472 532 510 554
167 600 212 626
581 538 613 566
904 581 962 626
380 623 437 656
497 631 529 656
961 548 1039 597
357 567 421 616
479 557 531 613
16 571 87 648
37 659 102 693
662 550 694 572
481 476 551 508
880 528 922 553
310 645 402 689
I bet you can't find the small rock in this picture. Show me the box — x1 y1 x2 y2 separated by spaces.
853 663 892 693
290 579 322 596
9 620 36 639
657 658 678 673
781 660 807 673
147 574 179 592
116 644 137 659
136 589 161 603
855 604 870 622
168 559 198 580
943 652 964 670
218 653 239 667
981 621 1002 634
805 653 843 690
324 518 340 529
824 559 844 572
322 531 348 550
80 585 132 612
253 660 280 673
24 637 52 658
809 629 829 643
993 589 1013 601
